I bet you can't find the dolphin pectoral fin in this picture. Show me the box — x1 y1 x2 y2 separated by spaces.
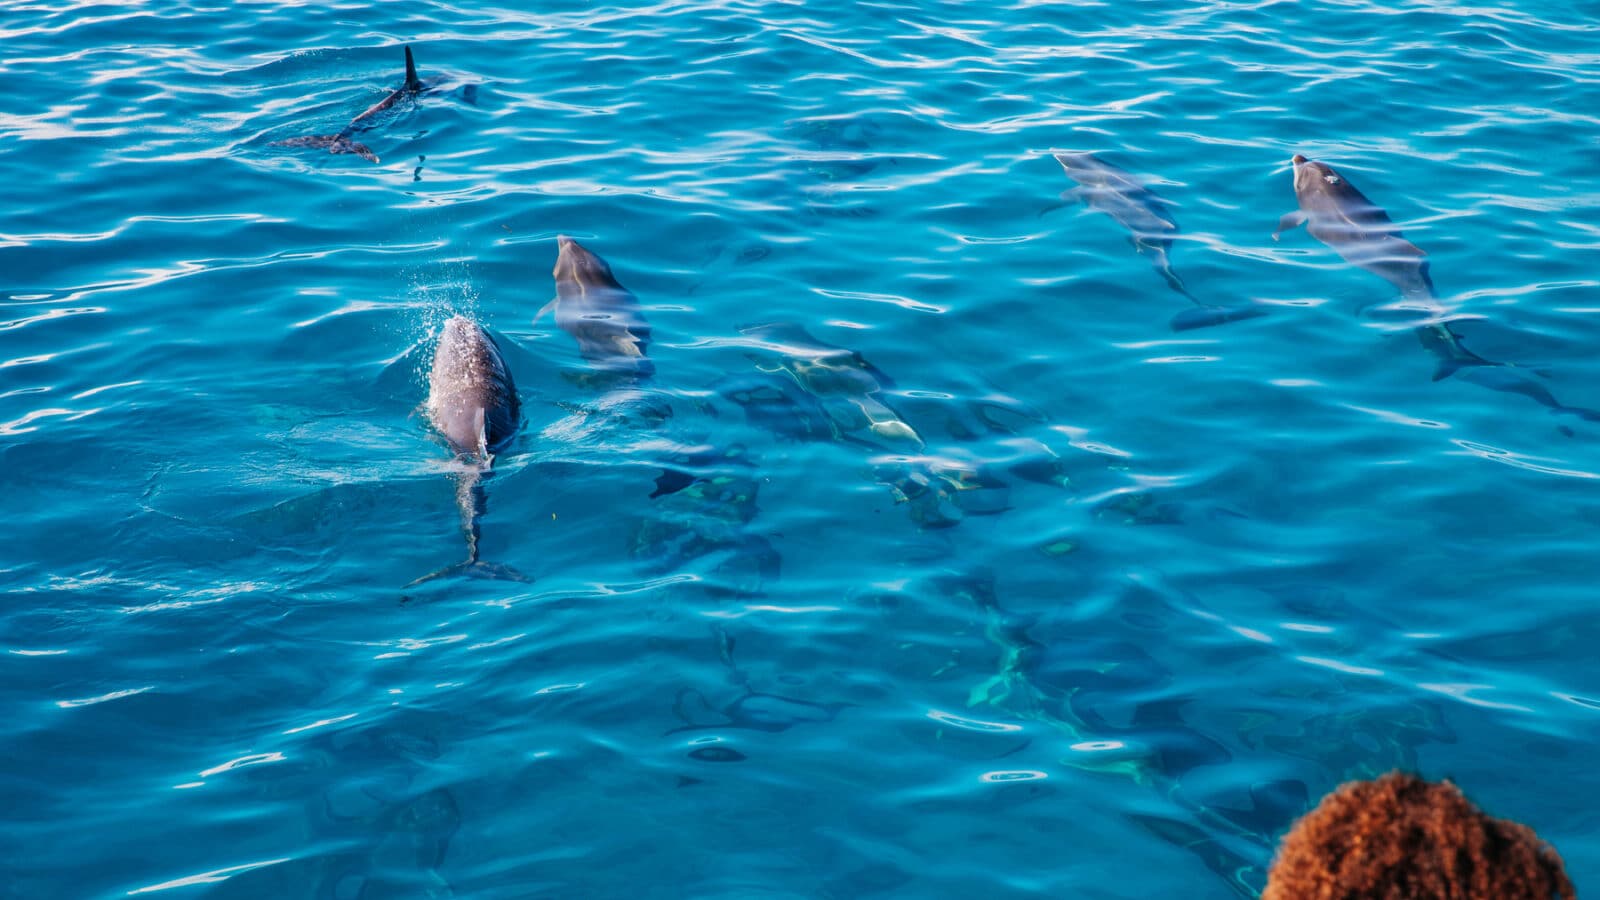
405 558 534 588
474 408 489 459
1169 304 1268 332
1037 188 1084 218
532 298 558 323
1272 210 1307 240
1431 358 1465 382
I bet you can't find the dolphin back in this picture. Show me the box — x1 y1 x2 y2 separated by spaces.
1054 152 1179 239
426 316 521 457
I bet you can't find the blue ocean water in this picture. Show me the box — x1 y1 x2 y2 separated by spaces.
4 0 1598 895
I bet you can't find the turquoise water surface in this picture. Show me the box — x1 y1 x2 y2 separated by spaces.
4 0 1598 896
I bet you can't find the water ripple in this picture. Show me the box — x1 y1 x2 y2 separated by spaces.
4 0 1599 895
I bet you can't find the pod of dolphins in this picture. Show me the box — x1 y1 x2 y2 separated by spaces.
282 47 1595 585
261 45 1592 893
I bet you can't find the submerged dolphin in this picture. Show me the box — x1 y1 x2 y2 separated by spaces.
411 315 529 585
274 45 425 164
1274 154 1600 420
1052 153 1264 331
738 322 920 447
1274 152 1483 380
1273 154 1437 301
541 236 654 380
732 323 1009 527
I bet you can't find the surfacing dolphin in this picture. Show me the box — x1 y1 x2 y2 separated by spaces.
540 235 702 495
1274 153 1480 380
1275 153 1600 421
1273 153 1438 301
410 315 530 586
541 236 655 381
1052 153 1265 331
274 46 425 164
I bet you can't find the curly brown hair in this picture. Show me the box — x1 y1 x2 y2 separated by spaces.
1263 772 1574 900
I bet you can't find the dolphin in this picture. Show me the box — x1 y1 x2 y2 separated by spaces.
540 235 704 497
1273 152 1477 380
959 572 1288 895
738 322 921 447
410 315 529 585
732 323 1010 527
1272 153 1439 301
274 45 426 164
1052 153 1265 330
541 236 654 380
1275 154 1600 420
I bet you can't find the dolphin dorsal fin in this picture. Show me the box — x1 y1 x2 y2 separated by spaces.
404 46 420 91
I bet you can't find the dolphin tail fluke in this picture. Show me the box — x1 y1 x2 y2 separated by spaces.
405 558 533 588
403 45 421 91
1037 187 1085 218
651 467 697 498
273 133 379 163
1431 357 1466 382
1169 304 1268 332
1419 322 1498 381
1430 353 1496 382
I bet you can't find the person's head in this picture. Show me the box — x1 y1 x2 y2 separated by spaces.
1264 772 1574 900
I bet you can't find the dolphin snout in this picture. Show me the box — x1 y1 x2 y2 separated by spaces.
553 235 577 277
1291 153 1308 165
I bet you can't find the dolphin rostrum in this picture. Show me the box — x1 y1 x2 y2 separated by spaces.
411 315 529 585
1052 153 1265 331
275 45 425 164
541 236 654 380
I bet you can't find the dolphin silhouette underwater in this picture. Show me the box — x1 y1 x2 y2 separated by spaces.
274 46 427 164
728 323 1012 527
1051 152 1266 331
541 235 655 381
1274 153 1600 422
410 315 530 586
